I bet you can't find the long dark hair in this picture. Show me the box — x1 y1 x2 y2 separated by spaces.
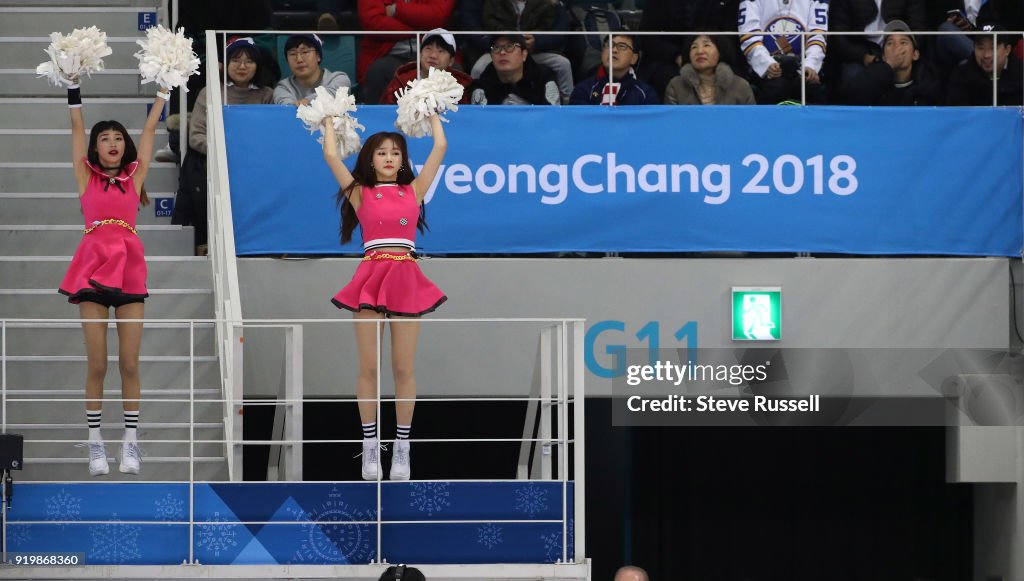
335 132 427 245
87 120 151 206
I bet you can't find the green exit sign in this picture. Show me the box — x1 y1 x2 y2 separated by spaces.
732 287 781 341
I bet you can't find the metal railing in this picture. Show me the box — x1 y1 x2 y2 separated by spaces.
0 316 586 568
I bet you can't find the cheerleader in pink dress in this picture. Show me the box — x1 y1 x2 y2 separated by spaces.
322 114 449 481
58 81 168 477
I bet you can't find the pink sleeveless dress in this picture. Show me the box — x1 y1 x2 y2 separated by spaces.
331 183 446 316
58 159 148 303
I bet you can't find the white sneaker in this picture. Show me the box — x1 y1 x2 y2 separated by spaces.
361 437 380 480
154 144 178 163
86 441 109 476
390 440 411 480
119 440 141 474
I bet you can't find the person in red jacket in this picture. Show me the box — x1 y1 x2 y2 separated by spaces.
357 0 455 103
380 28 473 104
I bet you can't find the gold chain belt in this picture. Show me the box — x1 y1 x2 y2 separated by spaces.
362 252 415 262
83 219 138 236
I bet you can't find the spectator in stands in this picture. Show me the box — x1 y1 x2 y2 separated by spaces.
569 33 659 105
317 0 359 30
173 37 274 256
470 33 560 105
274 34 351 106
614 566 649 581
380 29 472 104
665 34 755 104
475 0 575 102
456 0 491 73
932 1 1023 73
638 0 742 96
828 0 927 90
739 0 829 104
842 20 941 105
946 23 1023 106
357 0 455 104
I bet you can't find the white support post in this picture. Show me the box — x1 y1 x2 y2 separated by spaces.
283 325 304 481
572 321 586 563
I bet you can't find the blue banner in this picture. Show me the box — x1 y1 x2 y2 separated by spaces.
224 106 1022 256
7 482 573 565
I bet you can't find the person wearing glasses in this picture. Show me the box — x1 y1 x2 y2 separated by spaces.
273 33 352 106
470 33 561 105
174 36 275 256
664 34 755 105
569 33 659 105
475 0 574 102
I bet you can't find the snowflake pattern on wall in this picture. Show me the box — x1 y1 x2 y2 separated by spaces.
154 493 186 522
45 488 82 528
286 487 376 564
540 519 574 563
513 483 549 518
196 511 238 558
409 482 451 517
89 514 142 564
476 522 503 549
6 524 31 548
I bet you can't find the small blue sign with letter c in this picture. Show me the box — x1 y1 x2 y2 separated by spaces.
155 197 174 217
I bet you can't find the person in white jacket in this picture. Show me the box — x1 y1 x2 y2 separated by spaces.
738 0 829 103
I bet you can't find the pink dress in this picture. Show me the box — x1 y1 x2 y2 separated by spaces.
58 159 148 303
331 183 446 316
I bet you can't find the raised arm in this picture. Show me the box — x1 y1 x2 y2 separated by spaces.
132 89 169 188
322 118 355 191
411 115 447 203
69 83 89 194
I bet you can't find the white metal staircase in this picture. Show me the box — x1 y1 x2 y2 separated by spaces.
0 1 227 481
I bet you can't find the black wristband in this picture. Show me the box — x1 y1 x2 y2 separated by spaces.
67 85 82 107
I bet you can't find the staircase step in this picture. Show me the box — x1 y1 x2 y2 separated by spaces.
0 288 213 318
3 351 221 389
0 255 210 288
0 193 177 225
6 399 224 423
0 130 168 164
0 97 162 129
0 161 178 192
6 387 221 398
3 321 216 356
0 68 146 97
0 224 194 255
0 37 146 71
0 6 162 39
18 458 228 482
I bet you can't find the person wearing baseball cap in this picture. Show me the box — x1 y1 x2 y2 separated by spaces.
379 29 472 105
946 20 1023 105
842 20 941 106
273 33 352 106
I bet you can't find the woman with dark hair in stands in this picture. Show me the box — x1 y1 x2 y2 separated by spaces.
664 34 755 105
321 114 448 481
174 36 275 255
58 77 168 477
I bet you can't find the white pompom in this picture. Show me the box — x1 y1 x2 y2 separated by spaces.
296 86 365 158
394 67 464 138
134 25 200 91
36 26 113 87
